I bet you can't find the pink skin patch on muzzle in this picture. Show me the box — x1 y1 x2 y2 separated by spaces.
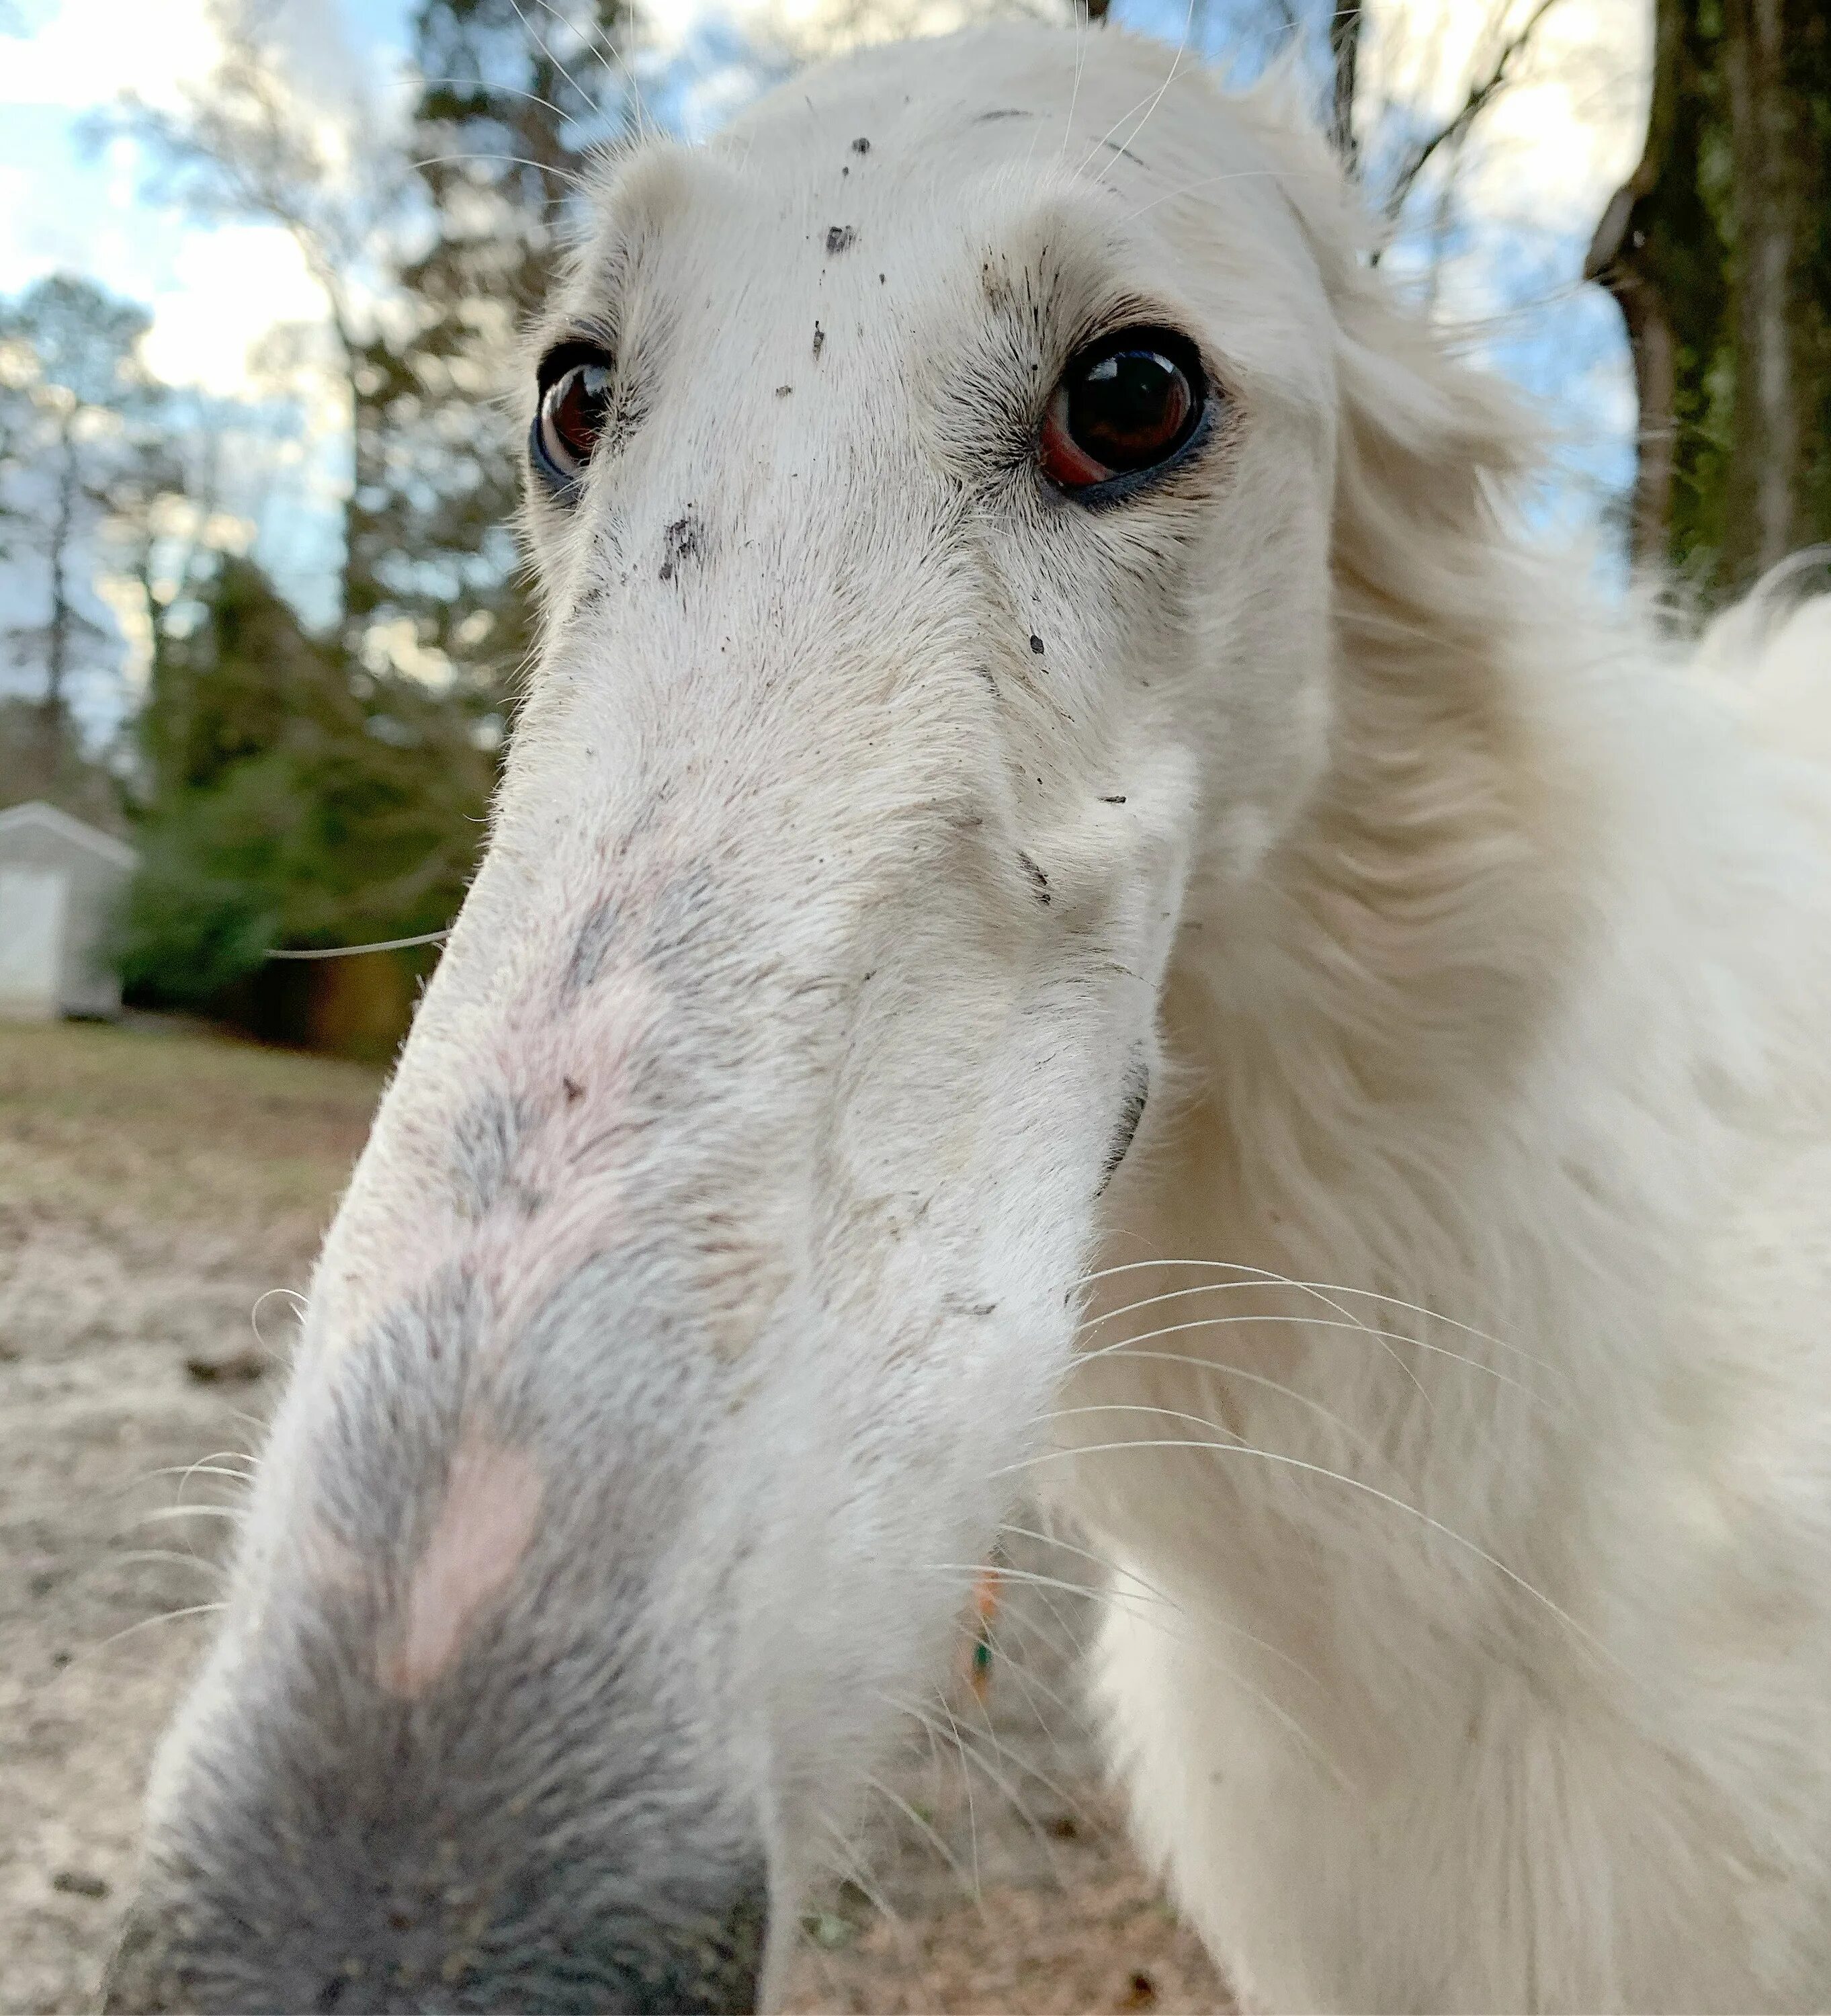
378 1434 545 1699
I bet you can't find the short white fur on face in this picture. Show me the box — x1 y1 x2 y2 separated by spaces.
110 24 1831 2016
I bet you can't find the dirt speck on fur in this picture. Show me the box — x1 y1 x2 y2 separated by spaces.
0 1017 1231 2014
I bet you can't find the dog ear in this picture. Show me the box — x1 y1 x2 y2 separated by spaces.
1330 281 1539 562
1234 95 1539 567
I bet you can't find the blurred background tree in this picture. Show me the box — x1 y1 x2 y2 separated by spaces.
1587 0 1831 598
356 0 632 699
118 552 493 1013
0 274 173 819
124 0 633 696
50 0 630 1050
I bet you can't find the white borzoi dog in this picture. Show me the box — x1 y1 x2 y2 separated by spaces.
108 25 1831 2015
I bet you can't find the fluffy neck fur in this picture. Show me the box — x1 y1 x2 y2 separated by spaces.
1061 398 1831 2003
1071 383 1828 1715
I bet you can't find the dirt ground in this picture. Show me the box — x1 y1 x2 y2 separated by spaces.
0 1017 1230 2016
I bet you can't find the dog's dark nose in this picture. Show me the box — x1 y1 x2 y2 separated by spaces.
102 1865 768 2015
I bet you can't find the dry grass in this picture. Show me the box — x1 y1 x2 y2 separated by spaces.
0 1019 382 2015
0 1016 380 1239
0 1016 1228 2015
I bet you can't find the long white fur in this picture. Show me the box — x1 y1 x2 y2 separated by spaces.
127 24 1831 2015
1038 46 1831 2013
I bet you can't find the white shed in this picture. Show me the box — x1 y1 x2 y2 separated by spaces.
0 801 138 1020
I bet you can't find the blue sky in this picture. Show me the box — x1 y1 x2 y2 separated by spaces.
0 0 1650 720
0 0 419 677
1 1 410 378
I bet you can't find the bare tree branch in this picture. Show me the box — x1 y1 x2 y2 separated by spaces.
1383 0 1564 221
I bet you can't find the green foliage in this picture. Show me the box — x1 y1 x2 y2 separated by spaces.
118 556 493 1009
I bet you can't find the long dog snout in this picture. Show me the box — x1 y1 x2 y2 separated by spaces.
108 25 1215 2013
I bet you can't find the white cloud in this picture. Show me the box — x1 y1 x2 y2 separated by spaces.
1365 0 1652 228
140 224 331 395
0 0 222 110
635 0 979 67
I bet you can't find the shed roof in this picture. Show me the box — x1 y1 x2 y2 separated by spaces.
0 800 138 872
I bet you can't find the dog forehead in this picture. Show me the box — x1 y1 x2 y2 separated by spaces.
574 29 1287 296
723 27 1292 228
551 44 1338 444
720 24 1237 171
704 36 1316 373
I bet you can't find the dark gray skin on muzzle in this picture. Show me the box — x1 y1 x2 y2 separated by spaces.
104 1816 763 2016
102 1273 767 2015
101 1620 765 2015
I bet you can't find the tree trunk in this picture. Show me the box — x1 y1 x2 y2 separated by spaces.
38 417 79 785
1723 0 1801 587
1584 0 1685 571
1329 0 1363 172
1592 0 1831 599
1791 1 1831 557
323 288 381 647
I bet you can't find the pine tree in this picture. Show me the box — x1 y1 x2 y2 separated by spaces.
122 552 495 1006
351 0 631 702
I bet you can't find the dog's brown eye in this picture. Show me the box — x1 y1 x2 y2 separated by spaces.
1040 330 1206 493
533 350 614 488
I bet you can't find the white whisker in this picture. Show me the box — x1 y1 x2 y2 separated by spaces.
116 1503 244 1531
410 153 590 194
994 1518 1326 1691
1076 1 1199 187
68 1603 227 1669
811 1814 902 1934
1075 1310 1549 1407
416 73 572 126
1055 11 1092 172
894 1688 1084 1857
1068 1337 1411 1460
524 0 655 145
107 1548 224 1578
125 1456 257 1497
1077 1259 1562 1379
1086 1263 1436 1410
503 0 593 121
1000 1439 1614 1674
964 1611 1094 1744
860 1769 980 1905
